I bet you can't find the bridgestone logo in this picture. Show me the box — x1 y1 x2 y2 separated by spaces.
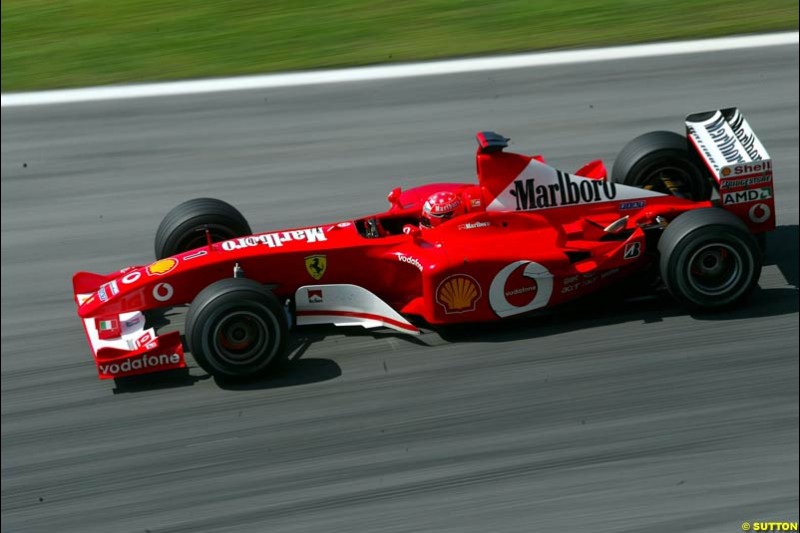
222 228 326 251
510 171 617 210
99 353 181 375
720 175 772 191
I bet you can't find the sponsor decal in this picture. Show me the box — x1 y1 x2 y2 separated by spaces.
121 271 141 284
135 332 153 349
184 250 208 261
124 316 142 329
457 221 491 230
719 173 772 192
398 254 423 271
305 254 327 280
96 317 121 339
687 110 769 176
98 352 181 376
722 187 772 205
749 203 771 224
487 159 663 213
470 198 482 208
152 282 174 302
619 200 646 210
510 170 617 210
722 160 771 177
560 273 599 294
81 294 96 306
436 275 481 314
98 281 118 302
221 228 327 251
337 222 352 228
623 242 642 260
146 258 178 276
489 261 553 318
703 114 745 165
726 108 769 161
601 268 620 279
307 289 323 303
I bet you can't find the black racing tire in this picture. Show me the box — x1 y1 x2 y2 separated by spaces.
612 131 711 201
155 198 251 259
185 278 289 379
658 208 761 309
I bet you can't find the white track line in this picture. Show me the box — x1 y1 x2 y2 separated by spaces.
2 32 797 108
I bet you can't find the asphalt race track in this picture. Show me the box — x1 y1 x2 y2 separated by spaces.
2 44 798 533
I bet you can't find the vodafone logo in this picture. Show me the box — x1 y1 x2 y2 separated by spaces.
152 282 174 302
489 261 553 317
122 271 141 284
98 353 182 376
749 203 771 224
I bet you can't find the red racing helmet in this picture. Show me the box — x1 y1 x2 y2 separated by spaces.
420 191 465 229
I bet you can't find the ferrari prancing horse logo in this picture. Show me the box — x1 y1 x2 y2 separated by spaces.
305 254 327 280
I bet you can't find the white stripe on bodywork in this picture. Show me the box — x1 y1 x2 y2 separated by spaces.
487 159 665 212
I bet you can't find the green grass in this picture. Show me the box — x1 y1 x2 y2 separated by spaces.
2 0 797 91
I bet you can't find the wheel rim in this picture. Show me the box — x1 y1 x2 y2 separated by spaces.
212 311 270 365
686 243 743 296
641 164 698 199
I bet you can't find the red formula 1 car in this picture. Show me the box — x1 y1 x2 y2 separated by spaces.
73 108 775 381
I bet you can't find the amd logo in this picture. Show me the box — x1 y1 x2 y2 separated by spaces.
722 187 772 205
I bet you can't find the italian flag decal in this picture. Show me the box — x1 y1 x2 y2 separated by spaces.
95 317 120 340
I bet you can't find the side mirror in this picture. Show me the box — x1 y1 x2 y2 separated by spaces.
387 187 402 209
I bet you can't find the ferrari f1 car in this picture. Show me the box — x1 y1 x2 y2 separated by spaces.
73 108 775 381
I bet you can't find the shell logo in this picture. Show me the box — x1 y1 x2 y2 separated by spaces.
146 258 178 276
436 274 481 314
721 167 732 177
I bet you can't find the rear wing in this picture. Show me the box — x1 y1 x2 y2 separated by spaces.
686 108 775 232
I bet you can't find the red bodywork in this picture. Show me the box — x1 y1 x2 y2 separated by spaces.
73 127 773 379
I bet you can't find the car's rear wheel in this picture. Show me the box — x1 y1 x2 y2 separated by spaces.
658 208 761 309
155 198 251 259
185 278 289 379
612 131 711 201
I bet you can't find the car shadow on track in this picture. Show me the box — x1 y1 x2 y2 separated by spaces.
112 335 344 393
112 368 209 394
212 333 343 390
766 224 798 288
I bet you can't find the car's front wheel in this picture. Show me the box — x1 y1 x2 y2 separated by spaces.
185 278 289 379
155 198 251 259
658 208 761 309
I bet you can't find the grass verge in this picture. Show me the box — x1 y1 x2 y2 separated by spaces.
2 0 798 91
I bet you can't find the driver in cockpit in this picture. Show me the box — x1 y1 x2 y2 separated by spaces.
403 191 466 234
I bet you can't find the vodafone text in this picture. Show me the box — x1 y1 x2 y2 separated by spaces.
99 353 181 375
